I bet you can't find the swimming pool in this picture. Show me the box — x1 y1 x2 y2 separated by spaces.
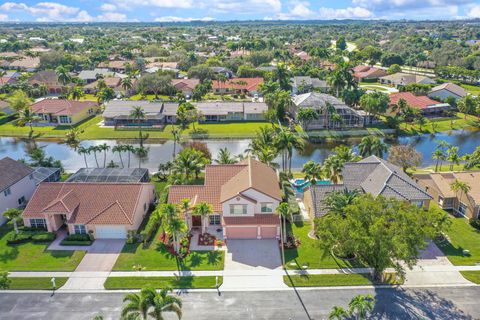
292 178 331 193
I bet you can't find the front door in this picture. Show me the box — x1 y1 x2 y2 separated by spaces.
192 216 202 227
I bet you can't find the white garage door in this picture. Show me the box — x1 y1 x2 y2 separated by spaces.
95 226 127 239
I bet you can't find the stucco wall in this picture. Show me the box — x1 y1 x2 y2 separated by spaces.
1 174 37 225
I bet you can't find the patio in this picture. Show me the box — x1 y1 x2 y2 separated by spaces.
189 226 224 251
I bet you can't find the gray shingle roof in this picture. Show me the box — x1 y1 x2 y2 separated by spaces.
0 157 33 192
308 184 345 218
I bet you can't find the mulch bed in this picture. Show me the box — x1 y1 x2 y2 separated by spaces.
198 233 216 246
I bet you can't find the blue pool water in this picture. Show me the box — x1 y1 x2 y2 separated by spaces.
293 178 331 193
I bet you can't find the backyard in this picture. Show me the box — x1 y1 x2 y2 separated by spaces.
0 224 85 272
284 222 363 270
398 113 479 134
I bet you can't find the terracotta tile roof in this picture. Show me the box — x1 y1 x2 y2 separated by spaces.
9 56 40 69
212 78 263 92
98 60 134 70
168 185 222 212
23 182 149 225
0 157 33 192
223 214 279 225
419 172 480 205
84 77 122 90
28 70 60 87
0 77 16 86
172 79 200 91
353 66 387 79
31 99 98 116
389 92 441 110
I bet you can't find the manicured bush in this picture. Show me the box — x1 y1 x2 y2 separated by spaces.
63 234 91 241
60 240 92 246
7 232 32 245
140 211 160 243
32 232 56 243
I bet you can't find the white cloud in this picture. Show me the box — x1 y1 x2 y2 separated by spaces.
100 3 117 12
154 16 215 22
269 1 373 20
318 6 374 19
1 2 84 21
0 14 8 21
207 0 281 13
98 12 128 21
113 0 194 10
467 5 480 18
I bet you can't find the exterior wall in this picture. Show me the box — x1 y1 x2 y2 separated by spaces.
222 196 255 217
222 188 279 217
303 189 315 220
1 174 37 225
241 188 280 214
428 90 461 101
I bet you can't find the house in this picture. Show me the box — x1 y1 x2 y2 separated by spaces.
66 168 150 183
8 56 40 72
295 51 311 61
28 70 64 94
172 79 200 96
103 100 168 127
97 60 134 73
209 67 234 79
77 68 113 84
379 72 435 88
389 92 451 117
291 76 329 94
83 77 124 94
352 66 387 82
291 92 365 130
0 100 14 115
414 172 480 219
31 99 99 125
429 83 467 101
163 102 267 123
22 182 156 239
168 158 282 239
145 61 178 70
304 156 432 219
0 72 18 88
0 157 37 224
212 77 263 96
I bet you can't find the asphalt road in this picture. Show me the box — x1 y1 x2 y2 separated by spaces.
0 286 478 320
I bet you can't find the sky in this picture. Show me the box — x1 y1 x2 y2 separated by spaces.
0 0 480 23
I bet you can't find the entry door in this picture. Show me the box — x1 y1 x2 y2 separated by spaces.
192 216 202 227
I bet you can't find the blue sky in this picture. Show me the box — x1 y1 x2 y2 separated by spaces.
0 0 479 22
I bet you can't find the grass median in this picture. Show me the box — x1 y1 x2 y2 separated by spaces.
283 273 402 287
104 276 222 290
7 277 68 290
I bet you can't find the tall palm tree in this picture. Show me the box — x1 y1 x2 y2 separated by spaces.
149 288 183 320
55 65 71 87
302 160 323 185
134 146 149 169
121 287 156 320
69 86 84 100
323 155 344 184
130 106 147 147
172 149 206 183
180 198 191 229
4 208 22 234
277 202 291 243
171 127 181 159
192 202 213 235
112 145 125 168
77 145 91 168
450 179 471 214
276 129 304 173
328 306 348 320
121 76 133 95
16 106 40 139
164 218 187 254
432 149 446 172
348 294 375 320
124 144 135 168
98 143 110 168
358 136 388 158
215 147 237 164
447 146 461 171
88 145 100 168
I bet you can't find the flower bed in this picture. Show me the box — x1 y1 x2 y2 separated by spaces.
283 234 301 249
198 233 216 246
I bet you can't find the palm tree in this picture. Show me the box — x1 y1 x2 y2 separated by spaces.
112 145 125 168
302 160 323 185
276 129 304 173
450 179 471 214
134 146 149 169
323 189 359 217
171 127 181 159
172 149 206 183
358 136 388 158
4 208 22 234
130 106 147 147
192 202 213 235
121 287 155 320
69 86 84 100
77 145 91 168
88 145 100 168
447 146 461 171
149 288 182 320
124 145 135 168
348 294 375 320
432 149 446 172
16 106 40 139
323 155 344 184
180 198 191 229
64 127 82 150
164 218 187 254
121 76 133 95
97 143 110 168
329 306 348 320
215 147 237 164
55 65 71 87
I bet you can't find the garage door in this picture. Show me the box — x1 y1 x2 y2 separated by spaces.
95 226 127 239
226 226 257 239
260 226 277 239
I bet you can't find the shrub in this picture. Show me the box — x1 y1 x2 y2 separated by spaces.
63 234 91 241
7 232 32 245
60 240 92 246
141 210 160 243
32 232 56 243
126 230 136 244
469 219 480 230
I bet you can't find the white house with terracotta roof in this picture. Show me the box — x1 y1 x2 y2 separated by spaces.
22 182 156 239
168 158 282 240
31 99 99 125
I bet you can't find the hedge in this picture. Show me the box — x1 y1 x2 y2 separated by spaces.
32 232 56 243
60 240 92 246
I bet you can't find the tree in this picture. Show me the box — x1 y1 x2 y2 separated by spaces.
171 127 181 159
297 107 319 130
130 106 147 147
302 161 323 185
98 143 110 168
357 136 388 158
149 288 183 320
388 145 422 173
121 287 155 319
55 65 71 87
171 148 207 183
176 102 203 131
7 90 32 112
464 146 480 169
361 46 382 66
0 272 10 290
69 86 84 100
124 145 135 168
432 149 446 172
387 64 402 74
180 198 191 229
323 189 359 217
457 95 477 118
450 179 471 209
77 145 91 168
315 194 448 280
192 202 213 235
277 202 291 244
329 306 348 320
121 76 133 95
16 106 40 139
88 145 101 168
112 145 125 168
276 129 304 173
4 208 22 234
359 92 390 117
134 146 149 169
447 146 461 171
349 294 375 320
336 37 347 51
164 217 187 254
215 147 237 164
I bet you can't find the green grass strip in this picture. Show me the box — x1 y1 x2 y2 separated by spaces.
284 273 402 287
7 277 68 290
104 276 222 290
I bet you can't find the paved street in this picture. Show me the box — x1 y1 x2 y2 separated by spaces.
0 286 478 319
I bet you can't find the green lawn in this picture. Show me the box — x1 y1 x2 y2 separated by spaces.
398 113 479 134
0 224 85 272
113 235 224 271
461 84 480 96
435 215 480 266
460 271 480 284
284 273 401 287
284 222 364 270
7 277 68 290
104 276 222 289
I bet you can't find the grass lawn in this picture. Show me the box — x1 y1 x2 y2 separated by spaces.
398 113 479 134
461 84 480 96
104 276 222 289
284 222 364 270
127 94 171 101
7 277 68 290
409 164 471 174
460 271 480 284
284 273 402 287
0 224 85 272
435 214 480 266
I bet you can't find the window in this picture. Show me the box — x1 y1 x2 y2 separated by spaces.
4 188 11 197
229 204 247 215
458 202 468 216
30 218 46 229
209 214 221 225
59 115 71 124
261 203 273 213
74 224 87 234
18 196 26 205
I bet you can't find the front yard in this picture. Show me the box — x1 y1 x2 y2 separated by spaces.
104 276 222 289
284 273 401 287
435 215 480 266
284 222 363 270
0 224 85 272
